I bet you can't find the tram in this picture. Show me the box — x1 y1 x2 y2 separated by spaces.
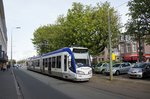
26 47 92 81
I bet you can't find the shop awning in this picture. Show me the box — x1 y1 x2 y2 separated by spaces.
123 54 150 62
123 54 138 61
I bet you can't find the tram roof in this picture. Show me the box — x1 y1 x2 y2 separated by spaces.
42 47 72 57
28 47 87 59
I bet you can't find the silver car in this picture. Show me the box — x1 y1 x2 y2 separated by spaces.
105 62 131 75
128 62 150 78
93 63 109 74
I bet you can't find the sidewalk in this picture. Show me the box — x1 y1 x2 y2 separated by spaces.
0 69 18 99
93 74 150 85
88 74 150 99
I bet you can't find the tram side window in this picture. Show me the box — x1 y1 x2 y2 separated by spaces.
52 57 56 68
37 60 39 67
29 61 32 67
45 58 48 67
35 60 37 67
43 59 45 67
59 56 61 68
35 60 38 67
32 61 34 67
57 56 61 68
47 58 49 67
56 56 59 68
43 59 47 68
64 55 67 71
35 61 37 66
49 58 51 68
26 62 29 66
33 61 36 67
26 62 28 66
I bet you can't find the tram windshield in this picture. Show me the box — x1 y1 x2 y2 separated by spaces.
75 59 90 67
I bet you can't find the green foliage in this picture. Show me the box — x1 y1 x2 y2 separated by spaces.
32 25 64 54
57 2 121 55
8 59 16 65
32 2 121 55
17 59 25 64
126 0 150 43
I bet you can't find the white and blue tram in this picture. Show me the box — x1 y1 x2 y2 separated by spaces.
26 47 92 81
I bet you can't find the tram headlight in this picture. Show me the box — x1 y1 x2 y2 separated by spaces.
77 70 85 75
88 70 92 74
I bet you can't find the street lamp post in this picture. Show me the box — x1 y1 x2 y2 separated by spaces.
106 1 128 81
108 9 113 81
11 27 21 67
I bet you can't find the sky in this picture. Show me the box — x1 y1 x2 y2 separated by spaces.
3 0 129 61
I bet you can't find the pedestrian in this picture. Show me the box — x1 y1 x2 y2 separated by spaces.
0 64 3 71
3 65 7 71
7 64 10 70
1 65 4 71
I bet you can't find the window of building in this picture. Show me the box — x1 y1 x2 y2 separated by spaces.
132 42 137 52
125 35 131 41
120 44 124 53
127 44 131 53
120 35 125 41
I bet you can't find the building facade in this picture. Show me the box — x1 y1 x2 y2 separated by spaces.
92 47 121 63
119 34 150 62
0 0 8 67
93 34 150 63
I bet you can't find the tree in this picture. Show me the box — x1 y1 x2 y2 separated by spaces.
58 2 121 55
8 59 16 65
32 2 121 55
126 0 150 61
17 59 25 64
32 25 63 54
126 0 150 42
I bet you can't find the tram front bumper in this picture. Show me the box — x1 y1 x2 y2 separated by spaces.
75 74 92 81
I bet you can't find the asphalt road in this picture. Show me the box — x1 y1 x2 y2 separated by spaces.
13 69 71 99
13 68 150 99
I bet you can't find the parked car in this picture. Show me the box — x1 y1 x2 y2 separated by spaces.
93 63 109 74
128 62 150 78
105 62 131 75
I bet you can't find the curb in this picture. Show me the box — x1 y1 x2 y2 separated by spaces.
11 68 24 99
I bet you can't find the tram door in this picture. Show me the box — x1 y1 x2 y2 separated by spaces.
48 57 52 74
